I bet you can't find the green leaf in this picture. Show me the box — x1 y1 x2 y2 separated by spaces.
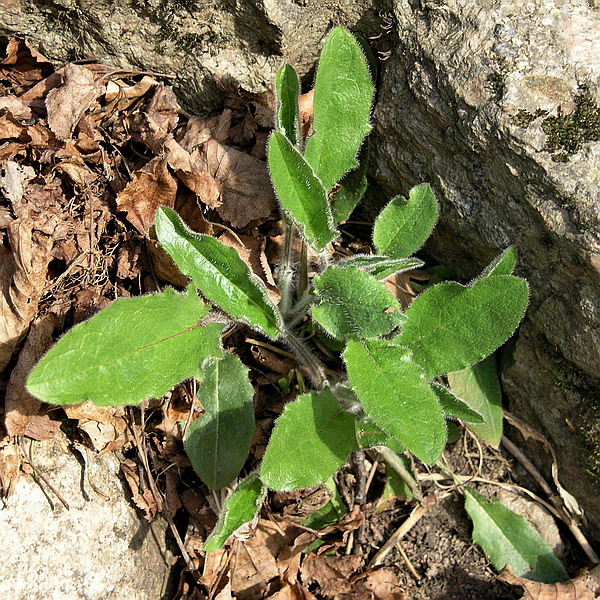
204 474 265 552
155 207 282 338
184 353 256 490
276 64 300 146
447 356 503 447
377 460 414 509
268 131 337 252
312 266 404 340
480 247 517 278
397 276 529 378
344 339 447 464
431 383 485 423
27 288 224 406
304 27 374 190
301 477 347 530
331 143 369 224
464 488 568 583
355 419 406 453
261 388 358 491
336 255 424 280
373 184 439 259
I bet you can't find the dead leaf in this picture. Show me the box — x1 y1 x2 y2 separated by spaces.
195 139 276 227
46 63 104 140
0 38 53 91
0 183 61 372
146 84 180 135
0 437 21 497
0 95 33 120
179 110 232 151
104 75 157 109
0 111 28 140
0 161 36 203
4 313 62 440
299 90 314 140
121 458 159 521
64 402 128 452
146 238 190 287
267 583 318 600
116 156 177 234
300 554 365 597
499 564 600 600
358 569 409 600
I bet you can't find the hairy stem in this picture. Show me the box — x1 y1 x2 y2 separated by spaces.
278 219 296 318
281 327 328 388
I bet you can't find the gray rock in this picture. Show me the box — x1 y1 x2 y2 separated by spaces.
2 0 600 540
0 433 175 600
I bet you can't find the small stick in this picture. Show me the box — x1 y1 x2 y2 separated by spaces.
368 504 428 568
396 542 421 581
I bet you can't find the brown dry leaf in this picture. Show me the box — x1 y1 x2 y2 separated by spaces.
104 75 157 109
179 109 232 151
357 569 409 600
0 38 53 90
146 84 180 135
300 554 365 598
219 231 280 301
499 565 600 600
0 183 62 372
195 139 276 227
121 458 159 521
0 111 28 140
0 161 36 203
146 238 190 287
64 402 128 453
299 90 314 140
4 313 62 440
267 583 318 600
46 63 104 141
0 437 21 497
199 547 230 594
251 344 295 375
116 156 177 234
0 95 32 120
230 519 290 598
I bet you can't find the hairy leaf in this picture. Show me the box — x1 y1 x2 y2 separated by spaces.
355 419 406 453
312 266 404 340
397 276 529 378
27 288 223 406
448 356 503 447
304 28 374 190
184 353 256 490
431 383 485 423
344 339 446 464
336 255 423 280
204 473 265 552
268 131 337 251
275 64 300 146
373 184 438 259
465 488 568 583
155 207 282 338
331 143 369 224
261 388 358 491
480 247 517 278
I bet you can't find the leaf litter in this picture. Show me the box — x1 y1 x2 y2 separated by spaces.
0 37 593 600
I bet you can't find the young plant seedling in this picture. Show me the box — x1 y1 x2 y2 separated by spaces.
26 27 565 583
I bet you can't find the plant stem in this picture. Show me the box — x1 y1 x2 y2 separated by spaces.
378 445 422 501
278 218 296 318
281 327 327 388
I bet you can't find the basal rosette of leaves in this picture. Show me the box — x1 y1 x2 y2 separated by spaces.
25 27 563 584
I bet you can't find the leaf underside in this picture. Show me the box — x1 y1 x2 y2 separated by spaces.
26 288 223 406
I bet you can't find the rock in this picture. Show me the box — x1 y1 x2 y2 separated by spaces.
368 0 600 540
0 432 175 599
3 0 600 539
